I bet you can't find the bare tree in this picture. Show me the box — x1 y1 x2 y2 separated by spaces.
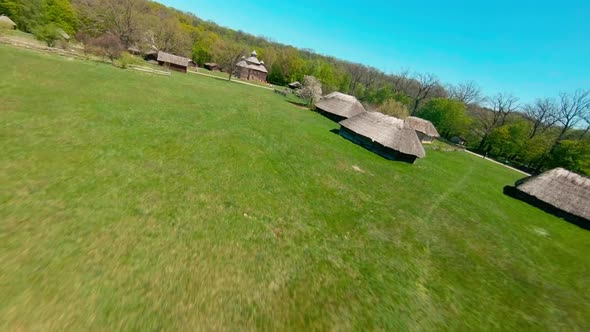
75 31 92 56
103 0 144 48
360 67 381 92
489 93 519 125
91 33 124 62
211 40 248 81
523 98 559 138
345 62 367 94
554 90 590 142
143 12 190 56
390 69 411 94
448 81 483 105
582 111 590 139
476 93 520 150
408 73 440 115
73 0 145 47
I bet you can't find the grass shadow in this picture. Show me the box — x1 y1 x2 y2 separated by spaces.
286 100 310 109
504 186 590 231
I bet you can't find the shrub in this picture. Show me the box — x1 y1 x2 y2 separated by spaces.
56 39 69 50
75 31 94 56
90 33 124 62
118 52 143 69
378 99 410 119
34 23 60 47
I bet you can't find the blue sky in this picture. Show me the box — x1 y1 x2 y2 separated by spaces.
160 0 589 102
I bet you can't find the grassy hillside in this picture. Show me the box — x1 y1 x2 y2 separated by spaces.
1 45 589 331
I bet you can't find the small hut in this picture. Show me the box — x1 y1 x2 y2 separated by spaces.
0 15 16 30
157 51 190 73
339 112 426 163
405 116 440 143
204 63 220 71
144 50 158 62
57 28 70 42
315 92 367 122
504 168 590 229
235 51 268 82
288 81 302 89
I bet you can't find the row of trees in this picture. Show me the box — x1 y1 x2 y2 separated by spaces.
418 89 590 174
1 0 588 174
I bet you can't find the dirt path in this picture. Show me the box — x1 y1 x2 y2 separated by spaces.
464 150 530 176
188 71 274 91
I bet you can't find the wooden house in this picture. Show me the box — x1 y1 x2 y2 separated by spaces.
315 92 367 122
204 63 220 71
405 116 440 143
504 168 590 229
235 50 268 82
339 112 426 163
157 51 190 73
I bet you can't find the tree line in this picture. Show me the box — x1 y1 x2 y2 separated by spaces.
1 0 588 174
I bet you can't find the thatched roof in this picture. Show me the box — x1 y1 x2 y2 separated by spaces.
339 112 426 158
127 46 141 54
236 50 268 73
405 116 440 138
157 51 190 67
57 28 70 41
315 92 367 119
0 15 16 27
515 168 590 220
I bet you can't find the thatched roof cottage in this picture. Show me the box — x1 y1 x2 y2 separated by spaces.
405 116 440 143
504 168 590 229
157 51 190 73
235 51 268 82
204 63 220 71
339 112 426 163
57 28 70 41
315 92 367 122
0 15 16 29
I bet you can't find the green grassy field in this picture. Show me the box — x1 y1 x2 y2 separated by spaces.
1 45 589 330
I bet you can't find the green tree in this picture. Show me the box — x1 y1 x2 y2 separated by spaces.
211 39 247 81
520 133 554 169
419 98 471 138
34 23 60 46
0 0 44 32
43 0 78 35
191 31 219 66
486 120 530 161
547 139 590 175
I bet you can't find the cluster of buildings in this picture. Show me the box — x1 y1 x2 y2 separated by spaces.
313 91 590 227
154 50 268 82
314 92 439 164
